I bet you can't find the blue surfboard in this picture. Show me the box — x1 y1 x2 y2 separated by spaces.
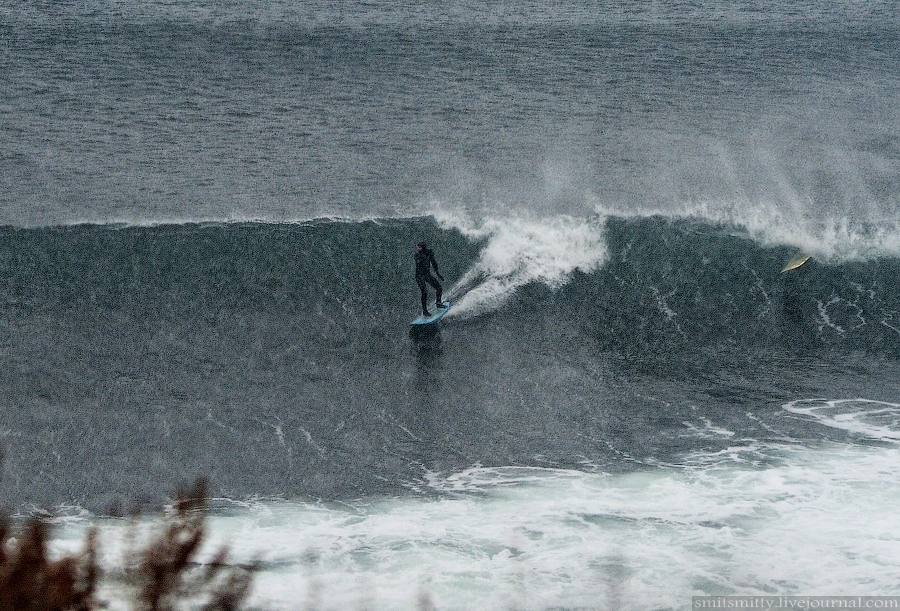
411 302 451 326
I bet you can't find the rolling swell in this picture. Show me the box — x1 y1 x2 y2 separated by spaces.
0 217 897 511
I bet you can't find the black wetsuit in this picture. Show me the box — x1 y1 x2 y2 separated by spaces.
414 248 443 314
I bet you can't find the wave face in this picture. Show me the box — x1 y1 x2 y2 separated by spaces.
1 218 898 510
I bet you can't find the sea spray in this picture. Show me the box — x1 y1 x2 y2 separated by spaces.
434 212 608 317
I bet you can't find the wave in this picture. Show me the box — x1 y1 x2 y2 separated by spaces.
1 215 898 354
2 214 899 510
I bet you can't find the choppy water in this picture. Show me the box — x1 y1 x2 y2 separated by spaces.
1 0 899 608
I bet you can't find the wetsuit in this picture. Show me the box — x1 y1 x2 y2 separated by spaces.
414 248 443 314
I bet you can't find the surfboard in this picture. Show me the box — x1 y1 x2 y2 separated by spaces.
411 302 451 326
781 253 811 273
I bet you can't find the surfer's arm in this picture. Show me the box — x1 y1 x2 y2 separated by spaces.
430 253 445 280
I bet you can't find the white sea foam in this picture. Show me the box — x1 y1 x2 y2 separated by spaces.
46 441 900 610
433 210 607 318
784 398 900 441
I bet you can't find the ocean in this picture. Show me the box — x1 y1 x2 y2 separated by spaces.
1 0 899 608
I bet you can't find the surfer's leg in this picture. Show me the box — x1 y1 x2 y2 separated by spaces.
416 277 430 315
427 275 443 306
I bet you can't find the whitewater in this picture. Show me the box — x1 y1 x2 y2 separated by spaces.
1 0 899 608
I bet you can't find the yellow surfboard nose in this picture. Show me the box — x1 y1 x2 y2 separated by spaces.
780 253 811 273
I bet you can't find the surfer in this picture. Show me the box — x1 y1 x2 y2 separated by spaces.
415 242 445 316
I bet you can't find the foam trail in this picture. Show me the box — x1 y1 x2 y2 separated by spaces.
436 214 608 318
784 399 900 441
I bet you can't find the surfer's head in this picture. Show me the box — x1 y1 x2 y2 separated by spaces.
416 241 426 251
